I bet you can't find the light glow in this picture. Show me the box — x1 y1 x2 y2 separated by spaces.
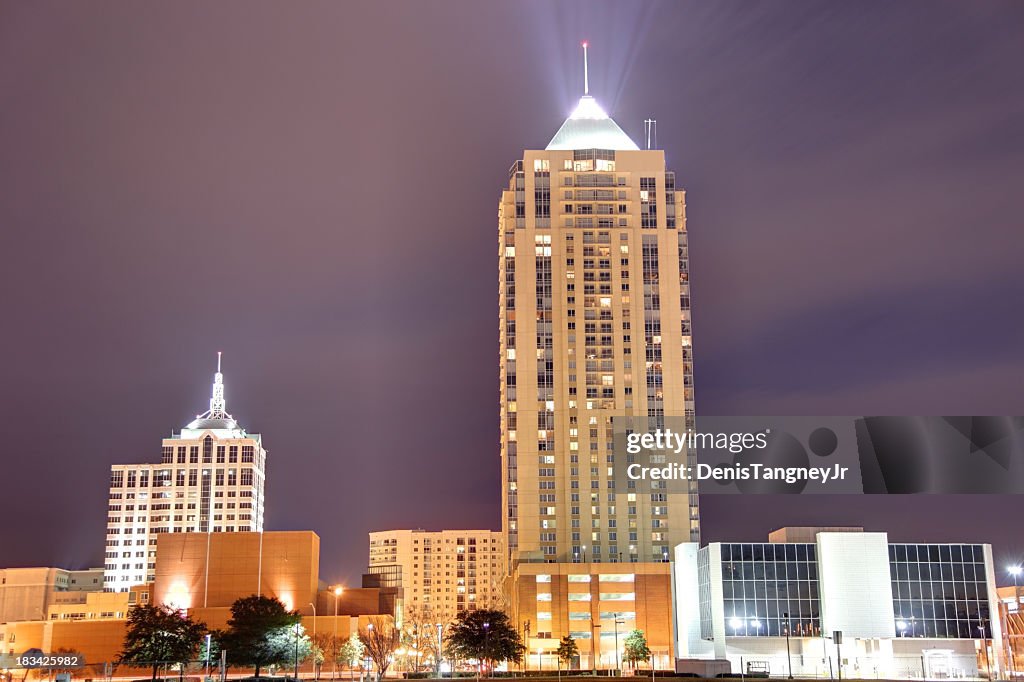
167 581 191 610
569 95 608 121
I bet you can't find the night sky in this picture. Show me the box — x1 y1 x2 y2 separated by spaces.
1 2 1022 588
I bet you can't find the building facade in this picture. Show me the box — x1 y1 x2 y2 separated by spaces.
367 529 504 623
499 57 697 667
104 356 267 591
0 567 103 624
997 584 1023 677
673 528 1006 679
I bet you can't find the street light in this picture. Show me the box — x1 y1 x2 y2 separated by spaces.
613 614 625 674
295 621 301 681
205 633 212 682
783 613 793 679
1008 566 1022 677
437 623 444 680
367 622 375 682
310 603 318 680
978 619 991 678
333 586 344 680
482 622 490 680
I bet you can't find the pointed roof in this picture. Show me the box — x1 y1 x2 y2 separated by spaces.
546 95 640 151
546 42 639 151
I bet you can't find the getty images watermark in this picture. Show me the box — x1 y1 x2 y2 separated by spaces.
610 416 1024 494
624 426 851 485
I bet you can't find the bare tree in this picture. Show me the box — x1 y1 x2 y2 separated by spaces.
402 605 439 672
358 616 400 681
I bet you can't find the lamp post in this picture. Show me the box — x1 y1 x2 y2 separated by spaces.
1009 566 1022 677
333 587 344 680
524 620 531 673
294 621 301 681
979 620 991 679
367 622 374 682
482 622 490 680
437 623 444 680
205 633 212 682
783 613 793 679
310 603 318 680
614 614 624 675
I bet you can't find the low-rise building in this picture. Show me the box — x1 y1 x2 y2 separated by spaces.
673 527 1006 679
0 567 104 624
508 560 675 671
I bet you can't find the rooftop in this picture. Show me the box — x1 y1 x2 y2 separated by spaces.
546 95 639 151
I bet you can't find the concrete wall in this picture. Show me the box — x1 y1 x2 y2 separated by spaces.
152 530 319 611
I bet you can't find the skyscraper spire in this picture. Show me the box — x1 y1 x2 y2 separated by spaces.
208 351 228 419
191 351 234 425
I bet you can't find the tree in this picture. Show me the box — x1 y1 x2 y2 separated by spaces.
118 604 207 682
445 609 524 672
337 633 364 671
359 617 400 681
403 605 445 672
556 636 579 670
220 595 305 678
310 632 335 679
623 629 651 669
404 606 449 674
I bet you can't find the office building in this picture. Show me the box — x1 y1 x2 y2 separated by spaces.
673 527 1006 679
104 355 267 591
0 567 103 624
499 48 696 667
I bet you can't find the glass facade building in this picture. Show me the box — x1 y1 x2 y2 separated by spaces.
889 543 992 639
675 529 1005 680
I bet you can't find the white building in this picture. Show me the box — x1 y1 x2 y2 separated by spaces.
103 355 266 591
673 527 1005 679
368 529 504 623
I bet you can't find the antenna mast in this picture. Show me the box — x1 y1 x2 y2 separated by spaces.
644 118 658 149
582 41 589 95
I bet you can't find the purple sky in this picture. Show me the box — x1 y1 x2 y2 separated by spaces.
1 1 1022 587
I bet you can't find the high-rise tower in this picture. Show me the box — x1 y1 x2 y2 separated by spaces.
499 46 697 668
103 355 267 591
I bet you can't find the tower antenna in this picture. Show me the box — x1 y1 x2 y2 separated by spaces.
582 41 589 95
217 350 222 373
644 118 658 150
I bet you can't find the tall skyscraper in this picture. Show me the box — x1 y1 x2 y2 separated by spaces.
103 355 267 591
498 47 697 668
